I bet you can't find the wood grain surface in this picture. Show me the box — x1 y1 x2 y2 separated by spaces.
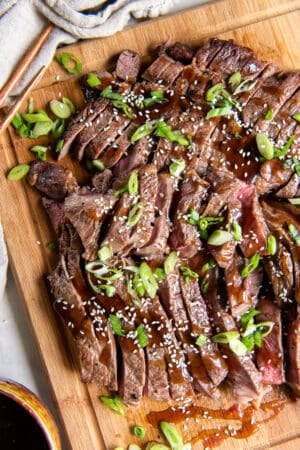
1 0 300 449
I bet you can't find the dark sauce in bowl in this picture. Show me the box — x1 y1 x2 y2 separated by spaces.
0 394 50 450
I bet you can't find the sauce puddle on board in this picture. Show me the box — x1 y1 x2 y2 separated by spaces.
147 398 285 448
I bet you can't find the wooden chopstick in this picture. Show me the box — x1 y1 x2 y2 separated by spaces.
0 65 47 134
0 23 53 108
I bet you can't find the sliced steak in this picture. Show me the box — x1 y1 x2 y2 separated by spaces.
64 192 117 261
101 193 133 255
285 304 300 395
113 137 151 178
255 297 285 385
59 98 109 159
137 172 175 258
224 253 263 318
98 122 137 169
180 276 228 387
92 168 113 194
42 197 64 233
159 269 217 397
27 161 78 200
142 54 182 85
170 170 209 258
194 37 226 70
255 159 294 195
167 42 194 63
115 50 141 82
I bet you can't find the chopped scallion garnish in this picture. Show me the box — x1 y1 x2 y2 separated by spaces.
288 224 300 246
180 266 198 284
56 52 82 74
136 324 148 348
169 159 186 177
7 164 30 181
50 99 73 119
30 145 48 161
207 229 233 246
292 112 300 122
256 133 274 160
131 120 158 143
240 254 261 278
97 246 112 262
265 109 273 120
132 425 146 438
267 234 277 255
109 314 125 337
87 73 101 87
99 394 125 416
139 262 158 299
273 135 294 158
231 220 242 241
159 421 184 450
164 251 177 275
127 202 144 227
155 120 190 146
195 334 208 346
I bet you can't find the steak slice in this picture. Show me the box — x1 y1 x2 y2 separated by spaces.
64 192 117 261
113 137 151 178
137 172 175 258
98 122 137 169
202 266 263 403
92 168 113 194
27 161 78 200
49 226 117 389
167 42 194 63
159 270 217 397
115 50 141 82
179 276 228 387
255 159 294 195
142 54 183 86
170 170 209 258
224 253 263 318
42 197 64 233
285 304 300 395
59 97 109 159
194 37 226 70
255 297 285 385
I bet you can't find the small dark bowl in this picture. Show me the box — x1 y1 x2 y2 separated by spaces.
0 379 61 450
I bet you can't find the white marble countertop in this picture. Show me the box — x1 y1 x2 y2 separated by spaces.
0 0 210 446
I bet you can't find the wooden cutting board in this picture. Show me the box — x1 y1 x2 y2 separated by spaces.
1 0 300 448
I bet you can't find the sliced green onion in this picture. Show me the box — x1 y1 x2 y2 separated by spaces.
62 97 75 114
127 202 144 227
240 254 261 278
212 331 240 344
56 139 64 153
7 164 30 181
128 445 142 450
159 421 183 450
112 99 133 118
169 159 186 177
228 339 248 356
32 120 53 138
141 89 166 108
164 251 177 275
232 78 256 95
201 258 216 273
206 83 224 102
155 120 189 146
56 52 82 74
28 97 34 114
91 159 104 171
240 309 260 330
99 394 125 416
11 113 24 129
256 133 274 160
195 334 207 346
155 267 165 281
131 120 158 143
232 220 242 241
206 105 233 119
87 73 101 87
228 72 241 91
288 198 300 205
200 277 209 294
145 444 169 450
288 224 300 246
267 234 277 255
109 314 125 337
97 246 112 262
133 273 146 297
139 262 158 299
30 145 48 161
52 118 65 139
132 425 146 438
128 172 139 196
179 266 198 284
22 110 51 123
101 85 124 101
49 99 72 119
207 229 233 246
265 109 273 120
136 324 148 348
273 135 294 158
292 112 300 122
